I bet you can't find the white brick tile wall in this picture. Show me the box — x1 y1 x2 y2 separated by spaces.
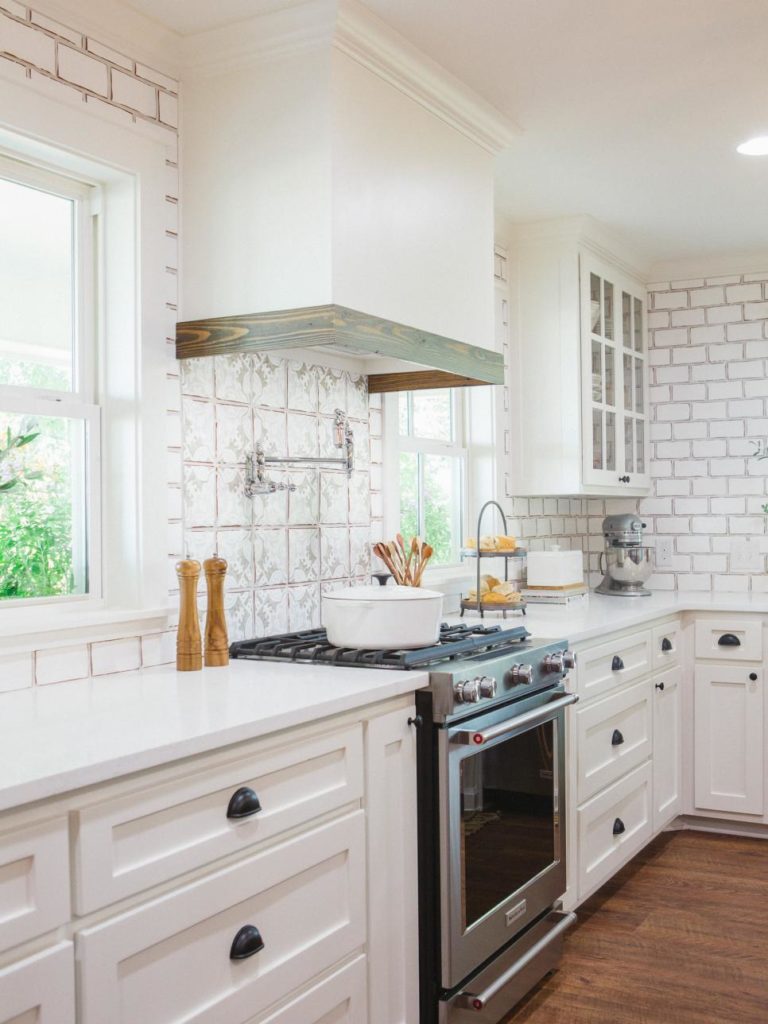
56 44 109 94
0 11 55 69
507 271 768 593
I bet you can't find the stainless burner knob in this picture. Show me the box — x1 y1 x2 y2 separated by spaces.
542 652 565 674
477 676 497 699
454 679 482 704
508 664 534 686
562 650 576 670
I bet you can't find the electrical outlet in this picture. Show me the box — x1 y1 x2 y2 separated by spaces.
731 537 762 572
655 537 673 569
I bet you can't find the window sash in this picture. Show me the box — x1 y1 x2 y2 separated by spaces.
0 154 100 605
0 393 102 606
0 151 96 405
395 390 468 570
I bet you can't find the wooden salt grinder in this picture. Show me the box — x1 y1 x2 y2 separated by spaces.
203 556 229 667
176 559 203 671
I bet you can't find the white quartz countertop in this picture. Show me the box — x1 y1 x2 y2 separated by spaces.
446 592 768 645
0 660 427 814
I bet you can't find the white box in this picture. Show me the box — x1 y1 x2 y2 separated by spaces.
526 549 584 588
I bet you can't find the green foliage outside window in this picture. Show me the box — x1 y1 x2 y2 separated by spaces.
0 417 76 599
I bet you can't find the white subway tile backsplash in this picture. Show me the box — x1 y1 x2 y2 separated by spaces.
517 272 768 597
0 653 33 692
91 637 141 676
36 645 90 685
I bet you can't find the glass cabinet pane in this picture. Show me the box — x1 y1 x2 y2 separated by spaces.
606 412 616 471
592 409 603 470
623 353 632 411
636 420 645 474
605 345 615 407
624 417 634 473
604 281 614 340
590 273 601 335
591 339 602 402
634 297 643 352
634 357 644 413
622 292 632 349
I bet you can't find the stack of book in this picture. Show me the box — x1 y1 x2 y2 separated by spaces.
521 582 588 604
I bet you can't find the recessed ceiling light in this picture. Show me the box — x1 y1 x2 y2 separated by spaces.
737 136 768 156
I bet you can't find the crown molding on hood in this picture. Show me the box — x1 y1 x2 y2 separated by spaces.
181 0 518 153
334 0 518 155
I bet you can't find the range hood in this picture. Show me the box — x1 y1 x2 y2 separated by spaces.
175 0 516 391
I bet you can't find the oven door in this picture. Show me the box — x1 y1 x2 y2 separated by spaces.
438 687 577 989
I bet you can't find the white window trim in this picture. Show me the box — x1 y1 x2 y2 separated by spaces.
0 73 170 647
382 390 471 577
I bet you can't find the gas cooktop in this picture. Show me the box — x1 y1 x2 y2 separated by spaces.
229 622 531 670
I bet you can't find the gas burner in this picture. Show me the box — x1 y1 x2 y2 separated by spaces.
230 622 530 671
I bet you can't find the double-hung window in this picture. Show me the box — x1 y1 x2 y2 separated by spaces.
396 389 467 568
0 154 100 604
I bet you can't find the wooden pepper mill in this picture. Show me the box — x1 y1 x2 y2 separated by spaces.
176 559 202 671
203 556 229 667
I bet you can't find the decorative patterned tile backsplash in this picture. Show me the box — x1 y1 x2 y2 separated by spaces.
178 353 380 641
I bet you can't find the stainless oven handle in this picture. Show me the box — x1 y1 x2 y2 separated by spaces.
454 911 577 1010
452 692 579 746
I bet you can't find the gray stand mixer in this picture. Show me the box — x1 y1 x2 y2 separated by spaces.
595 514 653 597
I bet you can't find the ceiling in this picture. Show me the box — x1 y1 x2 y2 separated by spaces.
124 0 768 265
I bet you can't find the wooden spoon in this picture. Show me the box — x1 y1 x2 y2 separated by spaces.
415 544 433 586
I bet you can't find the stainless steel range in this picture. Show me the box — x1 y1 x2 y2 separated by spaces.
230 623 579 1023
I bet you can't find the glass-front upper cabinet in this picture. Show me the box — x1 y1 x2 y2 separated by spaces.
581 253 649 490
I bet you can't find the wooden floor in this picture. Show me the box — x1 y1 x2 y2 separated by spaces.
502 830 768 1024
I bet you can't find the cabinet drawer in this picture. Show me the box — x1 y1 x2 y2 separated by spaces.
577 762 653 901
652 621 681 670
575 630 652 701
0 942 74 1024
78 812 366 1024
694 619 762 662
75 723 363 913
247 955 366 1024
576 679 652 803
0 817 70 954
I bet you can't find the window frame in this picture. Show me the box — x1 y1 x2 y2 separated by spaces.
0 153 102 608
0 72 170 646
387 389 469 571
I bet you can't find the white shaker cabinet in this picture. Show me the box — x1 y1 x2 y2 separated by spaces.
503 218 650 497
0 695 420 1024
694 664 764 816
652 667 682 830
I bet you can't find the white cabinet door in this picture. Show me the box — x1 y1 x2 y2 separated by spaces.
581 252 649 491
694 665 764 815
652 668 682 831
0 943 74 1024
365 707 419 1024
0 816 70 955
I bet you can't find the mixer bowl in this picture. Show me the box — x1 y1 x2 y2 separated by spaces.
603 545 654 584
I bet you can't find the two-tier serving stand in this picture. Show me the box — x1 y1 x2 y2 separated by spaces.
460 499 527 619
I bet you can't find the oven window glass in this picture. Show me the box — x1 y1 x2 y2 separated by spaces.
460 722 557 929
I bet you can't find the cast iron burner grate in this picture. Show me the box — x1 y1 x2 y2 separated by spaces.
229 622 531 670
